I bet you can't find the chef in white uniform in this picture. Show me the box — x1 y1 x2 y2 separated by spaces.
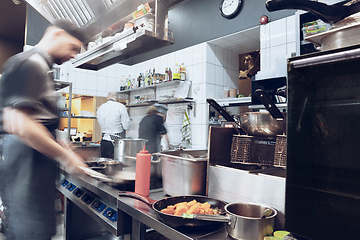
96 91 132 158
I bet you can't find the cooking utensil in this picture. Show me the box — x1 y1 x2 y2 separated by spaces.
266 0 360 51
207 95 286 138
85 158 135 186
114 138 148 173
183 202 277 240
252 89 286 135
266 0 360 24
89 158 125 176
206 98 245 135
79 166 113 182
118 191 227 227
155 149 208 196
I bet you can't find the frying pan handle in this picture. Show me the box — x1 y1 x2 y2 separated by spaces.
265 0 343 23
182 213 230 223
207 98 237 123
253 89 284 120
118 191 156 206
207 98 243 135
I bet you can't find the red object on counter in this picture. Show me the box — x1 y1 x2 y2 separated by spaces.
135 146 151 197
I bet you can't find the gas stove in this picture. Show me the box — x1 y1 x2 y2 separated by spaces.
57 171 132 239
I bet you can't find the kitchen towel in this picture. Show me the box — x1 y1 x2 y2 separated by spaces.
180 109 191 147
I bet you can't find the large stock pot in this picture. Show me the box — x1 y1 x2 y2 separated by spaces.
114 138 147 171
113 138 162 178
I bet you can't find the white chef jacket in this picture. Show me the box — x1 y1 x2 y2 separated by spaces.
96 99 132 141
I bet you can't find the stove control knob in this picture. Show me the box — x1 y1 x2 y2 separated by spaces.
107 210 115 217
93 201 101 208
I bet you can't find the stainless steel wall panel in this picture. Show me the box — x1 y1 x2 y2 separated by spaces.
47 0 65 19
60 0 84 26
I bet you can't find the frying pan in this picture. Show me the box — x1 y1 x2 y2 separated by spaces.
118 191 227 227
266 0 360 51
266 0 360 24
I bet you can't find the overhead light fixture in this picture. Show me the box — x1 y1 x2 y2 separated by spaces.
12 0 22 5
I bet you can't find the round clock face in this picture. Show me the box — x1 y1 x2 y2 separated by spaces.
220 0 242 19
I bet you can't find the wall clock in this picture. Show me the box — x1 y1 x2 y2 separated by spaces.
220 0 243 19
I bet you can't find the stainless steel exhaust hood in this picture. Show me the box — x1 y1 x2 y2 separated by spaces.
24 0 177 70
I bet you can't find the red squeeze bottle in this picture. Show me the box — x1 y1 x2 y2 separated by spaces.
135 146 152 197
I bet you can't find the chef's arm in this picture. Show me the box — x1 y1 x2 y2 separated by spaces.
3 107 88 174
162 133 170 148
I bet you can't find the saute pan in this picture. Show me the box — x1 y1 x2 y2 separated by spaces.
118 191 227 227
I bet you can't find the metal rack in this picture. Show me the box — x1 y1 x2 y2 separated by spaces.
54 80 73 140
117 80 195 108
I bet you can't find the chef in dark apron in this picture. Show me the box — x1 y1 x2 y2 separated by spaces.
0 19 89 240
138 104 170 189
138 103 170 154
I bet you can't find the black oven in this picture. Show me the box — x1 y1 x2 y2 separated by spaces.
286 44 360 240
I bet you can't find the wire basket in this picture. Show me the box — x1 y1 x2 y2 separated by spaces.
230 135 285 167
273 135 287 168
250 138 276 166
230 135 276 166
230 135 252 164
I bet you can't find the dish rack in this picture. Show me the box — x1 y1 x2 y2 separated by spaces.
230 135 287 167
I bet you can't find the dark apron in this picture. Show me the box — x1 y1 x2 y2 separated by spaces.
0 135 57 240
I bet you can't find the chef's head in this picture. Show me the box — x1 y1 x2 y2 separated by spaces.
37 19 86 65
156 103 168 121
147 103 168 120
107 91 119 102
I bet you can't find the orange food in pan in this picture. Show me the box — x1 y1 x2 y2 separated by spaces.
160 199 218 216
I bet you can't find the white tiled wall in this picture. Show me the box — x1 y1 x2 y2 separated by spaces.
58 41 240 150
57 15 296 149
256 15 297 80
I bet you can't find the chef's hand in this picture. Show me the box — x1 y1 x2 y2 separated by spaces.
58 143 89 175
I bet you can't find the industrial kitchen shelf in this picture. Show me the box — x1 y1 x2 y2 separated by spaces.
126 98 194 108
117 79 183 94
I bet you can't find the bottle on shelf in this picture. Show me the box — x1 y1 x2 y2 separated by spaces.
120 75 126 90
173 62 181 80
137 73 141 88
126 75 131 90
144 71 149 86
180 63 186 81
165 68 169 82
174 63 179 74
132 78 136 89
140 73 145 87
168 67 172 81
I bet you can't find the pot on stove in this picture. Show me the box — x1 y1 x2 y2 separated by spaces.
184 202 277 240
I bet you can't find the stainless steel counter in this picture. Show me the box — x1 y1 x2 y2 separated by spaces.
58 169 232 240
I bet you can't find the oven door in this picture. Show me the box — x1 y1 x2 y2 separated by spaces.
286 46 360 240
